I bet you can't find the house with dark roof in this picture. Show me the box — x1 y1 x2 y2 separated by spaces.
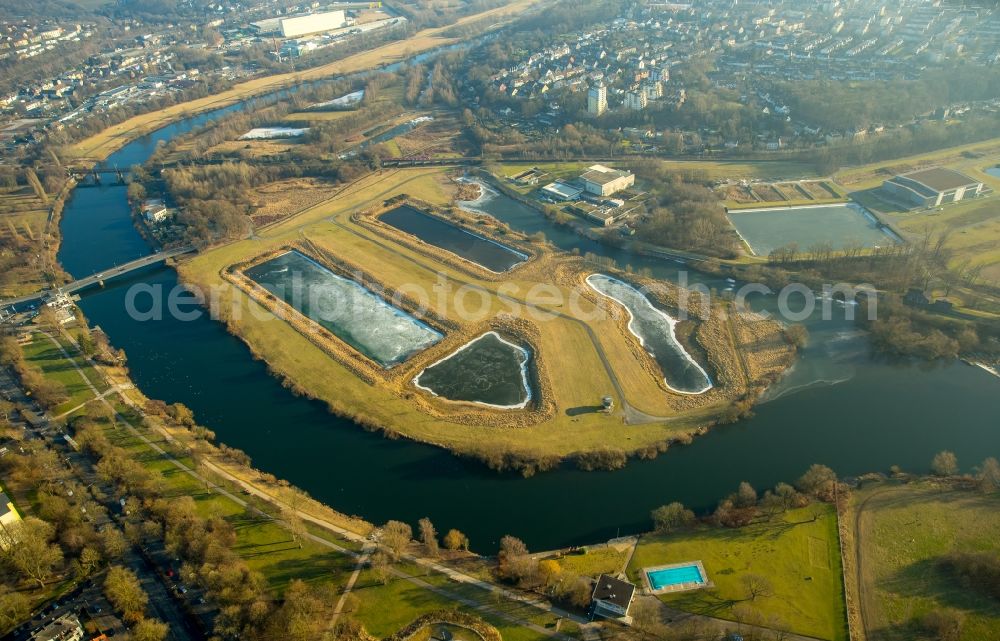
882 167 984 208
591 574 636 621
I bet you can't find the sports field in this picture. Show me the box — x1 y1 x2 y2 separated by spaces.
727 203 898 256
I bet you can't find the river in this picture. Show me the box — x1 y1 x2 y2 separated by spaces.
56 102 1000 554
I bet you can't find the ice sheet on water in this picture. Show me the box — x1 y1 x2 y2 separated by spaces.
239 127 309 140
245 251 442 367
586 274 712 395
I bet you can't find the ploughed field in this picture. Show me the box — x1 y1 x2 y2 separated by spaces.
177 168 795 461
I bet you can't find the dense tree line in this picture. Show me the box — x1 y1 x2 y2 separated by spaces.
759 230 1000 361
629 160 738 257
811 111 1000 175
774 63 1000 132
388 0 515 30
0 336 68 410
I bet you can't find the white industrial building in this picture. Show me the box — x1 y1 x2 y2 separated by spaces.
252 10 348 38
280 11 347 38
580 165 635 196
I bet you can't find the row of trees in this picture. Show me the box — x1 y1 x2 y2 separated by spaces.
651 464 838 535
72 417 273 640
495 535 594 609
0 400 141 629
367 517 469 586
773 63 1000 132
930 450 1000 493
103 566 169 641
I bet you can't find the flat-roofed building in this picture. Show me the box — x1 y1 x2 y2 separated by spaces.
279 11 347 38
249 17 282 35
882 167 984 208
541 181 583 201
580 165 635 197
30 614 84 641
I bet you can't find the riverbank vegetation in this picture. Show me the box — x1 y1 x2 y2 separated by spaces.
8 312 1000 641
747 227 1000 362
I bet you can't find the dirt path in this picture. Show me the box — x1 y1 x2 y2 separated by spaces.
848 486 968 641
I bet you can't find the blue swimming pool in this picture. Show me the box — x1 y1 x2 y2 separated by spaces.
646 564 705 590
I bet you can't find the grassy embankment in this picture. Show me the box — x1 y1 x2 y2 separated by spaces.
65 0 543 163
628 504 848 641
177 167 792 465
25 326 575 640
848 481 1000 641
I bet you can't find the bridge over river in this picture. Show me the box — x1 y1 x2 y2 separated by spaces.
2 245 196 309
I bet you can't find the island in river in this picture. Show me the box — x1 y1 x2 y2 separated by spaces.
179 186 796 472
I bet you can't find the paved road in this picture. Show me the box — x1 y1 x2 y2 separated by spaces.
0 245 196 308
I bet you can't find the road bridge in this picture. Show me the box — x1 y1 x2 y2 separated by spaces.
1 245 196 309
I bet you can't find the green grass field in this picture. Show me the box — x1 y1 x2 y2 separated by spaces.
22 331 109 414
547 546 629 579
853 482 1000 641
627 505 847 641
